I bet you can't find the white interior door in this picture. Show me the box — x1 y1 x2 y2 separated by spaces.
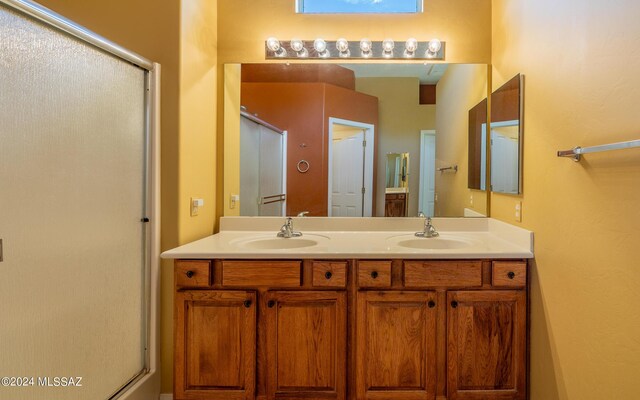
419 131 436 217
331 131 365 216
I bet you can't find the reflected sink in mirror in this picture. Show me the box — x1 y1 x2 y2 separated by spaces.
230 234 329 250
388 234 476 250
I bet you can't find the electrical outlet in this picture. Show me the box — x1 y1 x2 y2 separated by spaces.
191 197 204 217
515 201 522 222
229 194 239 209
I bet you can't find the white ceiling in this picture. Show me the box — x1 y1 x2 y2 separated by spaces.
340 63 448 84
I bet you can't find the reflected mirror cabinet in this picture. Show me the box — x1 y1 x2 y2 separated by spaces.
225 63 522 218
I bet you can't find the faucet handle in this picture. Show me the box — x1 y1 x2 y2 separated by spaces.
418 211 426 218
297 211 310 217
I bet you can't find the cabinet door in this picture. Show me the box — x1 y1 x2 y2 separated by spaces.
265 291 346 400
447 291 526 400
356 291 437 400
174 291 256 400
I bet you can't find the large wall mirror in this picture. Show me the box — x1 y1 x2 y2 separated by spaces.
490 74 523 194
224 62 490 218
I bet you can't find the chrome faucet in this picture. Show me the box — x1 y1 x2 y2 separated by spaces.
277 217 303 238
415 217 439 238
417 211 426 218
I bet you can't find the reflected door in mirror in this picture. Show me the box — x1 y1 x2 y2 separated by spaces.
240 116 286 216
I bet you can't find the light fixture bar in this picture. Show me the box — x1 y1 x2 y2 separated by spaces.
265 39 445 60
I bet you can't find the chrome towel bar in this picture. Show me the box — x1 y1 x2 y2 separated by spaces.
557 139 640 161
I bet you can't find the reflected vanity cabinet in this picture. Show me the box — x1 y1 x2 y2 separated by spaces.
174 258 528 400
384 192 407 217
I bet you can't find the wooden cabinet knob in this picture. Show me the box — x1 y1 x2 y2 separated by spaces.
507 271 516 279
451 301 458 308
185 270 194 278
267 300 276 308
325 271 333 280
243 300 252 308
428 300 436 308
371 271 379 279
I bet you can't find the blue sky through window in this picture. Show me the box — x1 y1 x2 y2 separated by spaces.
299 0 420 14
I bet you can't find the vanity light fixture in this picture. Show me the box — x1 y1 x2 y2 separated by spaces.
266 37 287 57
290 38 308 57
265 38 445 60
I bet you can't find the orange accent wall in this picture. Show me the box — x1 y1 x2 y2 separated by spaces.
241 82 377 216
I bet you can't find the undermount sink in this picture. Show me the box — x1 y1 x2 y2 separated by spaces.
230 234 328 250
388 234 475 250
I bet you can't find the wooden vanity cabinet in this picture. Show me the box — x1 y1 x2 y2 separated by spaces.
447 291 527 400
265 291 347 399
174 290 256 400
174 259 528 400
356 291 437 399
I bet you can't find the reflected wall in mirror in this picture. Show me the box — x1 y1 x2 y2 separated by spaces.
224 63 489 218
491 74 523 194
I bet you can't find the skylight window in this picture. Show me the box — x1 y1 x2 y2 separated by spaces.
297 0 422 14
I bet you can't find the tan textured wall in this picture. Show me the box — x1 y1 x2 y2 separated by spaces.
435 64 488 217
159 0 218 393
491 1 640 399
355 78 436 217
217 0 491 64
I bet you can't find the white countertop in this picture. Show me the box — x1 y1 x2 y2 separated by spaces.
161 217 533 260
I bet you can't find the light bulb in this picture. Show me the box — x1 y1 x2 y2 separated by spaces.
290 39 304 52
290 39 308 57
336 38 350 57
336 38 349 52
427 38 442 57
359 38 372 57
266 37 287 57
382 39 395 53
404 38 418 57
313 38 327 53
266 37 281 52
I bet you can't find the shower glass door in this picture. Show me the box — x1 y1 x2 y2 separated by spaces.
0 3 148 399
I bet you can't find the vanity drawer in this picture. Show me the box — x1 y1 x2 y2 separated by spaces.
175 260 211 288
312 261 347 288
221 261 302 287
492 261 527 288
358 261 392 288
404 261 482 287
